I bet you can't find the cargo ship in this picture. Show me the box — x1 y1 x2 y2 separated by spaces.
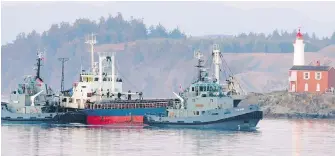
59 34 177 125
83 98 176 125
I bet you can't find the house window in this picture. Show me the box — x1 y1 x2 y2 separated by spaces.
316 83 320 91
315 72 322 80
305 83 308 91
303 72 310 80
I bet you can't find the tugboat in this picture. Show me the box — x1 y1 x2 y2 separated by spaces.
59 34 176 125
1 51 64 124
144 45 263 130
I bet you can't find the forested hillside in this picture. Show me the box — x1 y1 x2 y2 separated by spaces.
2 13 335 97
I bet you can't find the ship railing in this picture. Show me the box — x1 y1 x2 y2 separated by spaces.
85 101 170 110
95 98 177 104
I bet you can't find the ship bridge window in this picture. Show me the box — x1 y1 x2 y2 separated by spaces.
192 87 194 91
103 78 107 81
94 78 99 81
207 86 209 91
82 86 86 88
200 86 204 91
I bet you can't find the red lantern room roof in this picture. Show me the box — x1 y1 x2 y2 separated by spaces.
296 28 303 39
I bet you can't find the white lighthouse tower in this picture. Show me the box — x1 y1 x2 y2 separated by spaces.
293 28 305 66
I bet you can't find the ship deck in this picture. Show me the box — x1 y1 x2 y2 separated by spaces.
93 98 179 104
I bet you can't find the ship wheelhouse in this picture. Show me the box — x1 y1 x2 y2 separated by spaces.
187 82 225 98
61 70 124 109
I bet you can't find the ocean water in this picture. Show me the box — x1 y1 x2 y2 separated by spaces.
1 119 335 156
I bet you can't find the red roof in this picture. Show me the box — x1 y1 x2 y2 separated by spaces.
296 28 303 39
289 65 331 71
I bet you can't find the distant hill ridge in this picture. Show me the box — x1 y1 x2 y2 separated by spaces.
2 12 335 97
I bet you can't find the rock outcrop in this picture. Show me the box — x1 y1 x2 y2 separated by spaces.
243 91 335 119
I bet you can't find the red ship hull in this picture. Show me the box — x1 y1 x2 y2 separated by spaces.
87 116 144 125
82 99 175 125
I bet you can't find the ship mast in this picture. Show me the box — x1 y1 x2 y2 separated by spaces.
98 54 103 100
212 44 221 84
194 50 204 81
111 52 115 93
58 57 69 92
35 49 45 81
85 33 97 73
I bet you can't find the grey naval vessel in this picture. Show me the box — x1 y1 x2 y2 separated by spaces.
144 45 263 130
1 51 85 124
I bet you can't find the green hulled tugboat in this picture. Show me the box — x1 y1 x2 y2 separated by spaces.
1 51 86 124
144 45 263 130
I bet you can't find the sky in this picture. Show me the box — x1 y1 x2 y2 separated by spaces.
1 1 335 45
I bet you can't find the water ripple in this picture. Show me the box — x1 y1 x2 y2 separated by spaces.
2 119 335 156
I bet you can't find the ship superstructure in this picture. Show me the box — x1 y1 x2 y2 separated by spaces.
1 50 63 124
60 34 128 109
60 33 175 125
144 45 263 130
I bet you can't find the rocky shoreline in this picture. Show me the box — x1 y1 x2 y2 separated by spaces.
242 91 335 119
263 113 335 119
